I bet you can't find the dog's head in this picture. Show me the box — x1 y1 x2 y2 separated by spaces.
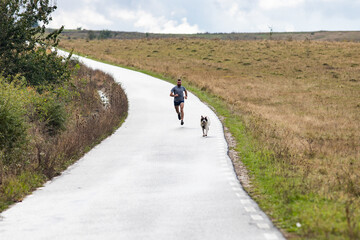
201 116 208 126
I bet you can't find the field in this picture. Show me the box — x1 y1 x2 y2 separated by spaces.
59 38 360 239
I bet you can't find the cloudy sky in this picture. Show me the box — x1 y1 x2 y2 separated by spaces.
48 0 360 33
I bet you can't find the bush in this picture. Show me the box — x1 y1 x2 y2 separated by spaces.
19 48 72 87
0 77 30 163
32 92 67 136
88 31 96 40
98 30 112 40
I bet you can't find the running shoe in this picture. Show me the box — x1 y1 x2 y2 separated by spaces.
181 120 184 125
178 113 181 120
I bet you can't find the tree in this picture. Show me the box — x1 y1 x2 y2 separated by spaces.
87 31 96 40
98 30 112 40
0 0 71 86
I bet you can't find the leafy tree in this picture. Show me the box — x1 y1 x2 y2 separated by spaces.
87 31 96 40
98 30 112 40
0 0 71 86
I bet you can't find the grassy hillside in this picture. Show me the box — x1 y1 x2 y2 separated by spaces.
59 38 360 239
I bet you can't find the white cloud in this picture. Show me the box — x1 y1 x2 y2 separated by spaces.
161 17 201 34
80 0 101 3
323 0 341 1
284 24 296 32
111 9 137 21
49 6 112 29
258 0 305 10
228 3 239 17
110 9 202 33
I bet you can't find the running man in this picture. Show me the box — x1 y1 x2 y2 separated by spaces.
170 78 188 125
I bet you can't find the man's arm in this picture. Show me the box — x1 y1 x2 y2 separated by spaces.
170 91 178 97
184 89 188 99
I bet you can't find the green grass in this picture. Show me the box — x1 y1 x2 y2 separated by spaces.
0 171 46 211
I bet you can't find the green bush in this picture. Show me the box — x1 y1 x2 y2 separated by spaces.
0 77 30 162
32 93 67 136
88 31 96 40
19 48 72 87
98 30 112 40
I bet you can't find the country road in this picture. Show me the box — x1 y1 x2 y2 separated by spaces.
0 54 284 240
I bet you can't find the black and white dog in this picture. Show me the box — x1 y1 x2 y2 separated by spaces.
200 116 210 137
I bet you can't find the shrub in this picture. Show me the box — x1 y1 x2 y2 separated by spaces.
32 93 67 136
87 31 96 40
19 48 72 87
98 30 112 40
0 77 30 163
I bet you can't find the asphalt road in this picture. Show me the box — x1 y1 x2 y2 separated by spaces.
0 54 285 240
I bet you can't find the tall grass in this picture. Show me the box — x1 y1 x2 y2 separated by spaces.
59 38 360 239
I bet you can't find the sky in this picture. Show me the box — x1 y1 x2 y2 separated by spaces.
48 0 360 34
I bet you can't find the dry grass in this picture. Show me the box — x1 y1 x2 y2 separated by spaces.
60 39 359 158
60 38 360 238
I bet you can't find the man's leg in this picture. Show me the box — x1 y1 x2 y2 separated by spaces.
180 102 184 120
174 105 181 120
174 105 180 114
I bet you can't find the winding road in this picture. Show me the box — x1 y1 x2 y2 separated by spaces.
0 54 284 240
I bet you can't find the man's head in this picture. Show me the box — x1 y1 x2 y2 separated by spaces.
177 78 182 87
